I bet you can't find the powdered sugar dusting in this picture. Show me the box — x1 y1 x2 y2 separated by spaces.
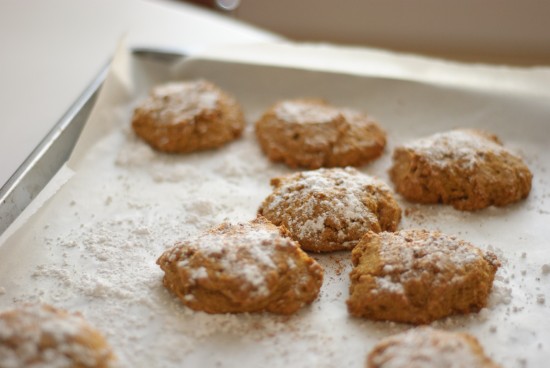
374 275 405 294
403 129 505 169
374 230 496 293
0 304 113 368
274 100 340 125
138 80 220 125
262 167 392 250
370 327 491 368
165 222 292 297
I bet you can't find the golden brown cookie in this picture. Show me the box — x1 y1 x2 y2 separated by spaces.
347 229 500 324
156 216 323 315
367 327 501 368
389 129 532 211
255 99 386 169
258 168 401 252
132 80 245 153
0 304 116 368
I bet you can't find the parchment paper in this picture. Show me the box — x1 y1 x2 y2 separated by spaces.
1 42 549 367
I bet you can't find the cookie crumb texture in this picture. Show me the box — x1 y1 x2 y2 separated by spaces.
367 327 501 368
156 217 323 315
0 304 116 368
259 167 401 252
255 99 386 169
132 80 245 153
389 129 532 211
347 229 500 324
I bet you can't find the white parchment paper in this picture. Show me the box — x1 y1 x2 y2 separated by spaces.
1 43 549 367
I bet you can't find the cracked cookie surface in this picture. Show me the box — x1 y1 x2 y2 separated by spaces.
255 99 386 169
347 229 500 324
389 129 532 211
132 80 244 153
157 217 323 315
0 304 116 368
367 327 501 368
259 168 401 252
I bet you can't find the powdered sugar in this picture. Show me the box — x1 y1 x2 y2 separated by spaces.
139 80 220 125
274 100 340 125
370 327 490 368
374 275 405 294
403 129 506 169
165 222 291 297
374 230 495 292
262 167 393 250
0 305 113 368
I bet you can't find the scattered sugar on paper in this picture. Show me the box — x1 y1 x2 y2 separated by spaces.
16 126 367 367
6 92 544 367
403 130 507 170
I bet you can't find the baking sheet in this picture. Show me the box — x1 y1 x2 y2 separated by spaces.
1 44 549 367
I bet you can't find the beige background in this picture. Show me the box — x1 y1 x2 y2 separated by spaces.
234 0 550 65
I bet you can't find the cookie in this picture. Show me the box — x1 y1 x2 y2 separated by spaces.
367 327 501 368
255 99 386 169
258 167 401 252
0 304 116 368
132 80 245 153
389 129 532 211
156 216 323 315
347 229 500 324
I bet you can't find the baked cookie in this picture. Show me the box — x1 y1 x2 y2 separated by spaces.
255 99 386 169
156 216 323 315
389 129 532 211
258 167 401 252
132 80 245 153
367 327 501 368
347 229 500 324
0 304 116 368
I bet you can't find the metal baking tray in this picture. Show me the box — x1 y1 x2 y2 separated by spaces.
0 48 186 235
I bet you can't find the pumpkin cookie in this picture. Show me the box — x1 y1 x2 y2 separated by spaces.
347 229 500 324
132 80 244 153
389 129 532 211
255 99 386 169
0 304 116 368
367 327 501 368
258 168 401 252
156 217 323 315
